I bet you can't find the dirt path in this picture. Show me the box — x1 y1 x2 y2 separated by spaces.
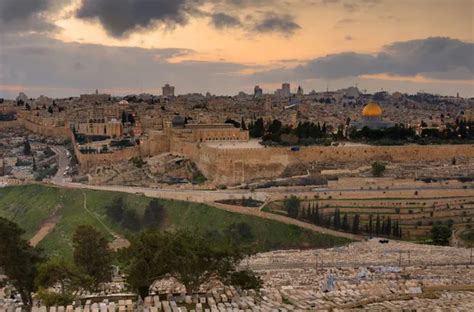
211 202 363 241
81 190 130 250
48 181 362 241
29 215 61 247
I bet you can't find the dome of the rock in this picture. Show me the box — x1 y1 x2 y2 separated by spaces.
362 101 383 117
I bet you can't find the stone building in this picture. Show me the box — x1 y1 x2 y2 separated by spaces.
75 118 123 138
351 101 394 130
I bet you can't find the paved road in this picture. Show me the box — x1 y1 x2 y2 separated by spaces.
50 145 70 185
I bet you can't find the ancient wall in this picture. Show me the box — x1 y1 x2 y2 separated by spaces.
75 132 171 171
20 118 72 139
189 144 474 185
6 114 473 185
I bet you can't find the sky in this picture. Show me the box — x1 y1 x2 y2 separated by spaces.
0 0 473 99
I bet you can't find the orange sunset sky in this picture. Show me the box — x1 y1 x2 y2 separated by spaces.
0 0 473 97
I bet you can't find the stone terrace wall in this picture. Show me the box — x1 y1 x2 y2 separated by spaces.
0 120 21 129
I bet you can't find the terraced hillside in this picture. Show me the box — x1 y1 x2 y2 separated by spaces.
0 185 350 257
265 195 474 241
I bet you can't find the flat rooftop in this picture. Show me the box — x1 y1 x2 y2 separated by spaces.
185 123 235 129
203 139 264 149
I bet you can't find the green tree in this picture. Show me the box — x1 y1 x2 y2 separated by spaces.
23 139 32 156
35 258 79 295
431 224 452 246
228 270 262 290
385 217 392 236
241 118 247 130
352 214 360 234
143 199 165 229
249 118 265 138
123 230 248 297
0 217 43 305
122 209 141 231
35 258 79 306
392 221 399 238
72 225 113 291
371 162 386 177
284 196 300 219
368 214 373 236
313 204 320 225
225 222 254 244
375 214 381 235
333 208 341 229
341 213 349 232
106 197 125 223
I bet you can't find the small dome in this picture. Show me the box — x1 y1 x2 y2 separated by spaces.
118 100 129 106
362 101 383 117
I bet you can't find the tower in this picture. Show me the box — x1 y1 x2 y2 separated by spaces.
162 84 175 98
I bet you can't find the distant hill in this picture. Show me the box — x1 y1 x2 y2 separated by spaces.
0 185 350 257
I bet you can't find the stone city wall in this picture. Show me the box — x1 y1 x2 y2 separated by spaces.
20 118 72 138
189 144 474 185
5 115 473 184
75 132 171 171
0 118 71 138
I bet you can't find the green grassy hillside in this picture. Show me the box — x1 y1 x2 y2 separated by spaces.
0 185 350 257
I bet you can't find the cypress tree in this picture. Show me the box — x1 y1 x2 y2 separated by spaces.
368 214 373 235
352 214 360 234
386 217 392 236
375 214 381 235
326 216 332 228
314 204 320 225
342 214 349 232
241 117 247 130
392 221 399 237
334 208 341 229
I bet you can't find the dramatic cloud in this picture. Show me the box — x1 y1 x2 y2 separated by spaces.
0 33 252 98
76 0 191 37
0 0 70 33
1 34 472 99
74 0 301 37
253 13 301 35
318 0 383 11
252 37 474 81
210 13 241 28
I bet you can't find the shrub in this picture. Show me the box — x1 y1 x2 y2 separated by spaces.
371 162 386 177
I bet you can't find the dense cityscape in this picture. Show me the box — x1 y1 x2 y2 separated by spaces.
1 0 473 311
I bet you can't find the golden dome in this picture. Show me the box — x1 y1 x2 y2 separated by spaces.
362 101 383 117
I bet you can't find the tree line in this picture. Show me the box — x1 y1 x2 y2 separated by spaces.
247 118 331 146
284 196 402 238
105 197 164 232
244 117 473 147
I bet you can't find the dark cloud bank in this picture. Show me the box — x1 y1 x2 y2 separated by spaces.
1 33 472 98
76 0 300 37
253 37 474 82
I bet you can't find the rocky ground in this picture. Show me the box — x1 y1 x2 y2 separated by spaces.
86 153 205 187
